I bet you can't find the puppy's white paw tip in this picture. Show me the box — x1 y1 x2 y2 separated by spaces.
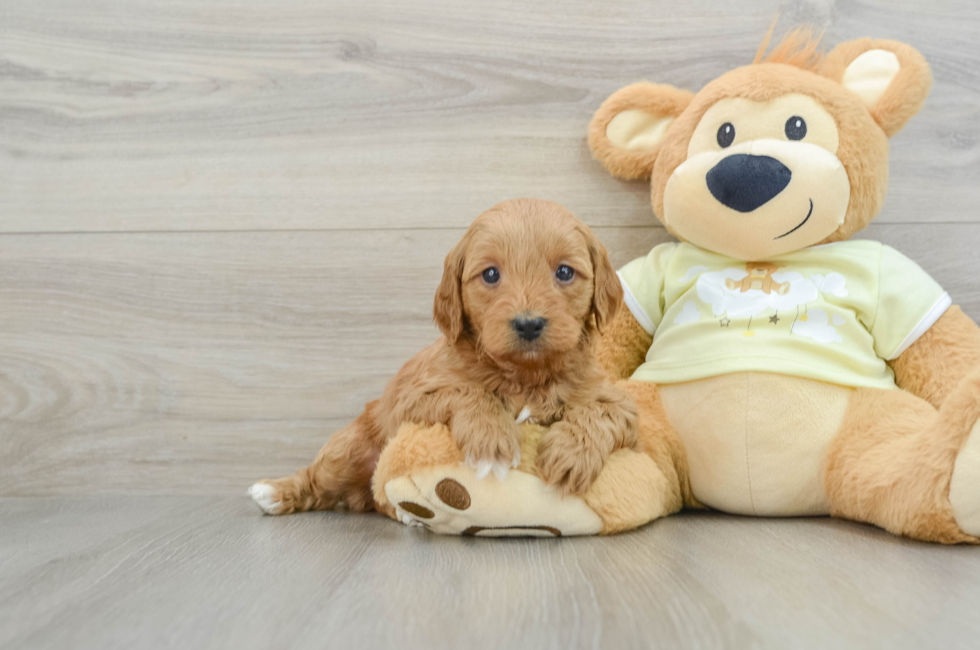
474 460 493 480
466 453 518 481
249 482 283 515
491 462 510 482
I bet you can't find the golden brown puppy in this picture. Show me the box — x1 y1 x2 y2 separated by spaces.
249 198 639 515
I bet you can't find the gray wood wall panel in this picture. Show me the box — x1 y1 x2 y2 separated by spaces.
2 0 980 496
1 0 978 233
1 225 977 495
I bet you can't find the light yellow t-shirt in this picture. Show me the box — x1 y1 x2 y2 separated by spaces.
618 241 951 390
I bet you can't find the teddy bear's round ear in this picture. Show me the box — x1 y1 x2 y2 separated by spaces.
819 38 932 138
588 82 694 180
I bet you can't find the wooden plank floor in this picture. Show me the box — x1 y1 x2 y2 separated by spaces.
4 497 980 650
3 0 980 647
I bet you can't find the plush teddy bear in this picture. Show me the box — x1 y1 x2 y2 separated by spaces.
378 29 980 543
585 29 980 543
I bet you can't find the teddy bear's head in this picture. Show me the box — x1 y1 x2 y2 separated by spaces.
589 30 932 261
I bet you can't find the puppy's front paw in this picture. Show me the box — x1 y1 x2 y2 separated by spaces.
536 422 606 496
454 420 522 482
465 446 521 482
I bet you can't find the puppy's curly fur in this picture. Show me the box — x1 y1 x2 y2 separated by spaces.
251 199 639 515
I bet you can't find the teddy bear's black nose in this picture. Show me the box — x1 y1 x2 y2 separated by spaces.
706 154 792 213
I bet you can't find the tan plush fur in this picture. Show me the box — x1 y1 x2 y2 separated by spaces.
818 38 932 137
589 35 932 245
648 62 891 245
373 421 561 501
373 421 551 514
372 422 465 509
595 306 653 381
587 29 980 542
588 83 694 180
618 379 697 510
252 199 640 514
826 374 980 544
889 306 980 409
374 420 680 535
753 25 823 69
583 449 673 535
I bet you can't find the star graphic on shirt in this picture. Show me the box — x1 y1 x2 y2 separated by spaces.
719 317 731 327
769 314 780 324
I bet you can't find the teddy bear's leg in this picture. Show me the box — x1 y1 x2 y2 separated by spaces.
824 374 980 543
375 401 686 536
371 421 466 519
582 447 682 535
377 423 607 536
587 380 695 525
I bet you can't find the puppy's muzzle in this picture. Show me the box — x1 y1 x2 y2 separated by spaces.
511 316 547 342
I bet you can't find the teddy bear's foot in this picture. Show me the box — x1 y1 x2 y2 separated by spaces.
949 419 980 536
384 464 603 537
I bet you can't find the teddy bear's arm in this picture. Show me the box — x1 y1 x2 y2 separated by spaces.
888 306 980 409
596 306 653 380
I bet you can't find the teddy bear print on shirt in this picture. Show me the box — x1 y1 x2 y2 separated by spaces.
678 262 850 343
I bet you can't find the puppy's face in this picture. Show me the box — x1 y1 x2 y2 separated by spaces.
434 199 621 366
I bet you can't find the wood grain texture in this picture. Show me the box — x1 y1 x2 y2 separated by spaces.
1 225 978 495
1 0 979 232
0 227 668 495
3 497 980 650
4 1 980 647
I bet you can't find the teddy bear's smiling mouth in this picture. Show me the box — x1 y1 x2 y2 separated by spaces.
774 199 814 240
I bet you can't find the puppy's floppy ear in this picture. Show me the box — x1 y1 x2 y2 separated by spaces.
588 82 694 180
433 235 467 343
578 224 622 333
819 38 932 137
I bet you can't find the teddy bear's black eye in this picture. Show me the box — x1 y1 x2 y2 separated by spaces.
716 122 735 148
785 116 807 140
555 265 575 283
482 267 500 284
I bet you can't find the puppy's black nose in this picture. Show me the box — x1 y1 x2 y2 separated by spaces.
512 317 547 341
706 154 792 212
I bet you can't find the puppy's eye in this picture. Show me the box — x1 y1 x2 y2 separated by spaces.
555 265 575 283
481 267 500 284
785 116 807 140
717 122 735 148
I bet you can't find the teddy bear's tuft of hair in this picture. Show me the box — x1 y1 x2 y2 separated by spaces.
754 23 824 70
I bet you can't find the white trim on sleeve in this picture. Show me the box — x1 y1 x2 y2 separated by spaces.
617 272 656 336
887 292 952 360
